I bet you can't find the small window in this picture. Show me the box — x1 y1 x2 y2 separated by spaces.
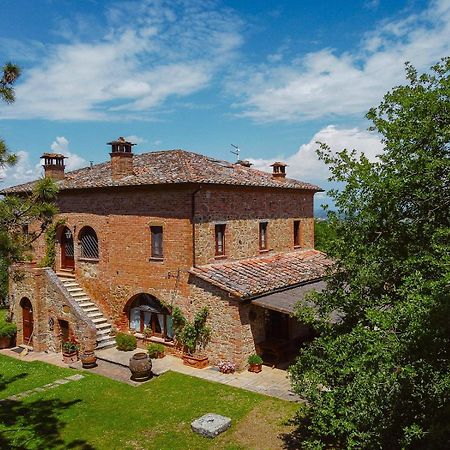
215 224 226 256
151 226 163 259
259 222 268 251
79 226 99 259
294 220 301 247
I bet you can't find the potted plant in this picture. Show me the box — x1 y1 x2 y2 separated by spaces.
143 326 153 339
147 342 165 359
0 321 17 349
248 354 263 373
62 340 79 364
173 307 211 369
218 361 236 374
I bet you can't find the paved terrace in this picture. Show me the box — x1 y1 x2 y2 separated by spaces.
0 347 302 403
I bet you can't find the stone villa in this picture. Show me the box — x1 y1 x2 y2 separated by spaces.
3 138 331 369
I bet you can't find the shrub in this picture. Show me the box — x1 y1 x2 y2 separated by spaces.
248 354 263 365
0 321 17 338
147 342 165 358
116 332 137 351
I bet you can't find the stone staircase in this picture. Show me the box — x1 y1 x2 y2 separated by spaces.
56 270 115 349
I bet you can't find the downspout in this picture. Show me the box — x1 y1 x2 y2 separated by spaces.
191 184 203 268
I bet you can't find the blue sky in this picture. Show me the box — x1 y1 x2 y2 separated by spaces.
1 0 449 211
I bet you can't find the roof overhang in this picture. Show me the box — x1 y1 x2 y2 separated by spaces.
251 280 326 314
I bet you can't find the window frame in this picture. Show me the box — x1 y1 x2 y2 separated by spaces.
259 221 268 251
150 225 164 259
294 220 301 248
215 223 226 257
78 226 99 260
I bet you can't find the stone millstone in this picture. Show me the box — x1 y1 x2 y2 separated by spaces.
191 413 231 438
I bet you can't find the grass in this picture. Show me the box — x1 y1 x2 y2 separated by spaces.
0 355 298 449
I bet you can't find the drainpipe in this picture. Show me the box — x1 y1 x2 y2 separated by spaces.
191 184 203 268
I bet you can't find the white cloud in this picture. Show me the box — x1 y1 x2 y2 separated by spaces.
228 0 450 122
124 135 147 145
249 125 383 188
0 151 42 187
0 0 242 121
50 136 87 171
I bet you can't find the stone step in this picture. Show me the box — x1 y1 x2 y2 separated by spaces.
78 301 96 308
97 327 112 336
92 317 108 324
66 287 84 293
83 306 100 314
70 291 88 298
97 334 115 343
95 322 111 330
63 282 80 288
56 272 75 279
87 311 103 319
96 339 115 350
74 296 91 303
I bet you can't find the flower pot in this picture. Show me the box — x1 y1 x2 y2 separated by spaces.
80 351 97 369
129 352 152 381
248 363 262 373
62 351 78 364
182 354 209 369
0 336 12 349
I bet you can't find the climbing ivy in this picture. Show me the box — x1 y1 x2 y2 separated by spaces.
39 218 66 269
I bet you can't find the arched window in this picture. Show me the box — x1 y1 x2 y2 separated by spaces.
128 294 173 339
79 226 99 259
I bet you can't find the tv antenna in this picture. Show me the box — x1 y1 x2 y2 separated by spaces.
230 144 240 161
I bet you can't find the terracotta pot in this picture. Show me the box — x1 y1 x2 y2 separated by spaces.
62 351 78 365
248 363 262 373
80 351 97 369
0 336 12 349
129 352 152 381
182 354 209 369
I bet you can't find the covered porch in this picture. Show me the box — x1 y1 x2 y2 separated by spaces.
250 280 325 368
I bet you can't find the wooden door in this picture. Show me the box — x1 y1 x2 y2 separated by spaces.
61 227 74 269
268 310 289 340
21 298 33 344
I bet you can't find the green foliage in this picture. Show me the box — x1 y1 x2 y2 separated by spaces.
0 62 20 104
172 306 211 355
0 318 17 337
247 354 263 365
39 218 66 268
147 342 165 358
313 219 337 252
289 58 450 449
62 340 79 353
115 332 137 351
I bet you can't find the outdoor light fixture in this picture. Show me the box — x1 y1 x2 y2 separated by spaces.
64 229 72 240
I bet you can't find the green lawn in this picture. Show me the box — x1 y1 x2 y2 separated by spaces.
0 355 298 449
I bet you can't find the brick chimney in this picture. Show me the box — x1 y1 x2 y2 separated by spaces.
270 161 287 179
108 137 135 179
41 153 66 180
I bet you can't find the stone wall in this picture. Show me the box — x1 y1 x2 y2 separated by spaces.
9 264 97 353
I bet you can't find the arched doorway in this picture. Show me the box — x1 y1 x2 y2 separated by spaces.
61 226 74 269
20 297 33 344
126 294 173 339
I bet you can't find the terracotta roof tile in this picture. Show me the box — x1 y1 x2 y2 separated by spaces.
189 250 332 298
1 150 322 194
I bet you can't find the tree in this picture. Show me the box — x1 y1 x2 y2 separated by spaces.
314 219 337 253
289 58 450 449
0 63 58 305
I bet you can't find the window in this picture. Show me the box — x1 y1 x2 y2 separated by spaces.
79 226 99 259
215 224 226 256
151 226 163 258
259 222 268 251
128 294 173 339
294 220 301 247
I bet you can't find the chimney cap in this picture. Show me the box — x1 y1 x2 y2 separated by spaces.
107 136 136 146
270 161 288 167
40 153 67 159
